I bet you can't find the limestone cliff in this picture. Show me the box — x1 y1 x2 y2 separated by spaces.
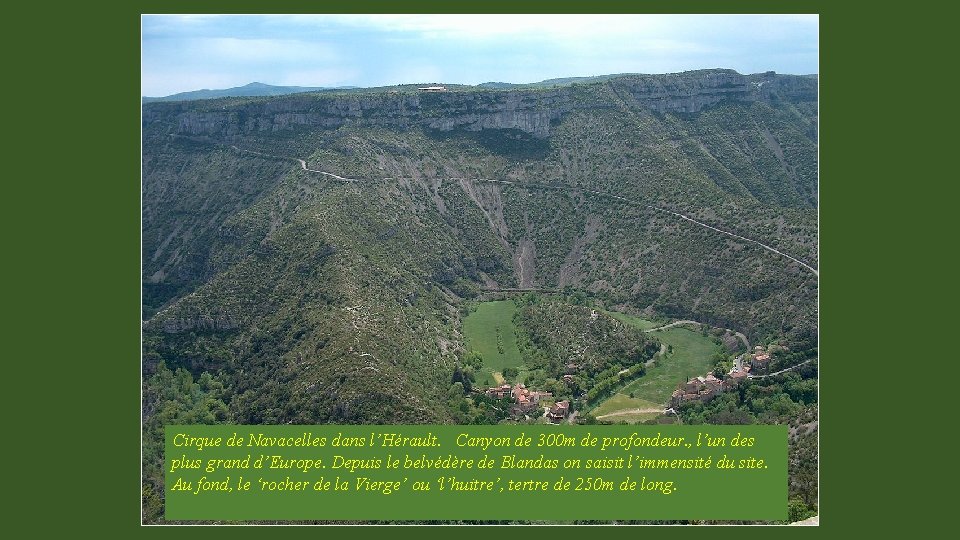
142 69 816 139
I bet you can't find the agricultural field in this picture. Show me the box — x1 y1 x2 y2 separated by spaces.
622 326 721 404
593 312 721 420
605 311 661 331
594 411 662 423
590 393 662 417
462 300 526 387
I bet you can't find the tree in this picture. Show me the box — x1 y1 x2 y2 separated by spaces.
142 362 227 523
461 367 475 393
451 367 473 393
464 350 484 371
788 497 815 523
448 382 465 402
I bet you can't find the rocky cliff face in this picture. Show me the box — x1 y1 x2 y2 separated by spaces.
157 312 239 333
142 69 816 139
616 69 757 112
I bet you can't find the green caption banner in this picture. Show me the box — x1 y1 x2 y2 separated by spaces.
165 425 786 521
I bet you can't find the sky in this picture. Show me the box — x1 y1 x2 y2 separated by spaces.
141 14 818 97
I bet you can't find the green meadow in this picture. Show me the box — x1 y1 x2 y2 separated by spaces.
594 312 721 421
462 300 526 387
606 311 660 330
590 393 662 417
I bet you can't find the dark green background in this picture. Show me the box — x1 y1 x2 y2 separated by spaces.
165 425 786 521
13 0 942 536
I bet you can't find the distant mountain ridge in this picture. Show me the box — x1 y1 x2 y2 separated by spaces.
477 74 631 89
142 82 356 103
147 69 816 140
144 70 817 103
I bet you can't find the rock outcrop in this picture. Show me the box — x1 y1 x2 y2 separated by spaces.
143 69 816 140
158 312 239 333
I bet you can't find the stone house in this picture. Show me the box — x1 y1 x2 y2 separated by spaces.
750 345 772 373
547 400 570 423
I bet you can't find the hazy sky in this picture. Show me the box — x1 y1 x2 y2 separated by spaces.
141 14 818 97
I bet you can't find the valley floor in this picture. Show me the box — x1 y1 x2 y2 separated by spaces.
593 312 723 422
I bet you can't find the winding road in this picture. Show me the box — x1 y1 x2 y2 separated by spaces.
643 320 750 350
643 319 702 332
226 143 819 278
749 358 815 379
296 159 357 182
662 210 819 276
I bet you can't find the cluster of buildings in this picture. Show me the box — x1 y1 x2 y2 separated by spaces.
485 382 552 417
671 373 726 408
670 345 777 408
484 382 571 423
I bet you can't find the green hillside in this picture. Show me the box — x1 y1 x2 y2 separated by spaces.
141 69 819 522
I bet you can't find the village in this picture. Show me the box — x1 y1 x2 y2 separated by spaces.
669 345 774 408
480 344 780 424
483 382 571 424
